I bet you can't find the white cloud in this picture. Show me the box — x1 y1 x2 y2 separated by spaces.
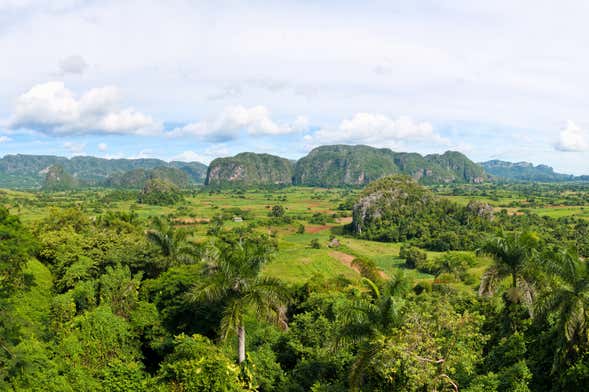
0 136 11 143
10 82 162 136
292 115 310 132
168 105 304 141
63 141 85 155
555 120 589 152
306 113 447 148
134 149 154 159
172 145 230 164
97 142 107 151
173 150 203 162
59 55 87 75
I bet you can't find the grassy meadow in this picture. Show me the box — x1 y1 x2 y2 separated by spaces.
5 184 578 286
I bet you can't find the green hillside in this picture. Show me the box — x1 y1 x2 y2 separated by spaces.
205 152 294 186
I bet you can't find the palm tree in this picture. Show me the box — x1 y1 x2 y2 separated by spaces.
338 272 409 391
188 233 289 364
146 217 194 270
535 248 589 370
478 231 540 306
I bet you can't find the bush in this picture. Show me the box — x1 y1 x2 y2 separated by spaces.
309 213 333 225
400 245 427 269
310 239 321 249
269 205 286 218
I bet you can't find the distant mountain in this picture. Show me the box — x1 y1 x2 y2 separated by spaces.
0 154 207 188
42 165 79 191
103 167 191 189
479 160 577 182
3 148 586 190
293 145 487 187
205 152 294 186
293 145 399 187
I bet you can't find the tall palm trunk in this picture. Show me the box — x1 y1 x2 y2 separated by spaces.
238 324 246 364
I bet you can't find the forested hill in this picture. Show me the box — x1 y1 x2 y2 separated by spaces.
292 145 487 187
206 152 294 186
0 154 207 188
479 160 585 182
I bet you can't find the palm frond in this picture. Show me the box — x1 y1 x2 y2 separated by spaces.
349 338 386 391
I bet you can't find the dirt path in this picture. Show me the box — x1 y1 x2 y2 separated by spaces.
328 250 389 279
329 250 361 274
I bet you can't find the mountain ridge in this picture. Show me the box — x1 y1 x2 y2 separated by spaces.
479 159 581 182
1 147 588 189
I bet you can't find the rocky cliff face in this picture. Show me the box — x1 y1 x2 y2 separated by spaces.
205 153 294 186
351 175 434 234
42 165 79 190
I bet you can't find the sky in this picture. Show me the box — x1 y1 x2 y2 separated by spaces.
1 0 589 174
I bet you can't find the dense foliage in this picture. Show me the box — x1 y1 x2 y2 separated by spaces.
2 181 589 391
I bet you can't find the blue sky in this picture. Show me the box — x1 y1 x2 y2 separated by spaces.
1 0 589 173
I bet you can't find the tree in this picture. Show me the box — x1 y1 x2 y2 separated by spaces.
157 334 243 391
399 245 426 269
0 207 36 297
337 275 409 390
478 231 540 306
535 248 589 371
146 217 193 270
188 232 289 364
269 205 285 218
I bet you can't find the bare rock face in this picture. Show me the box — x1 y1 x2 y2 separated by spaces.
466 200 494 220
42 165 79 190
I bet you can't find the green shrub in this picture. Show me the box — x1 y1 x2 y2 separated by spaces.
400 245 427 269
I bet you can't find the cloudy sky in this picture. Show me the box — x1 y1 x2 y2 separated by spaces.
1 0 589 173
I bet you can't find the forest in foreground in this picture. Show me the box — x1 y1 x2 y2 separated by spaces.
2 177 589 391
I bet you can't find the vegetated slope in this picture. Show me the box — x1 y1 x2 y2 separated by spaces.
351 175 494 250
479 160 576 182
206 152 294 186
294 145 487 187
137 178 183 205
293 145 400 187
424 151 487 183
104 167 191 188
0 154 207 188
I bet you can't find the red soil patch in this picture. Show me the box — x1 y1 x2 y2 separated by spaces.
336 216 353 224
306 225 332 234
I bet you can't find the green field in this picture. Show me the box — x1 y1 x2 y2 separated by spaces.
1 185 514 285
